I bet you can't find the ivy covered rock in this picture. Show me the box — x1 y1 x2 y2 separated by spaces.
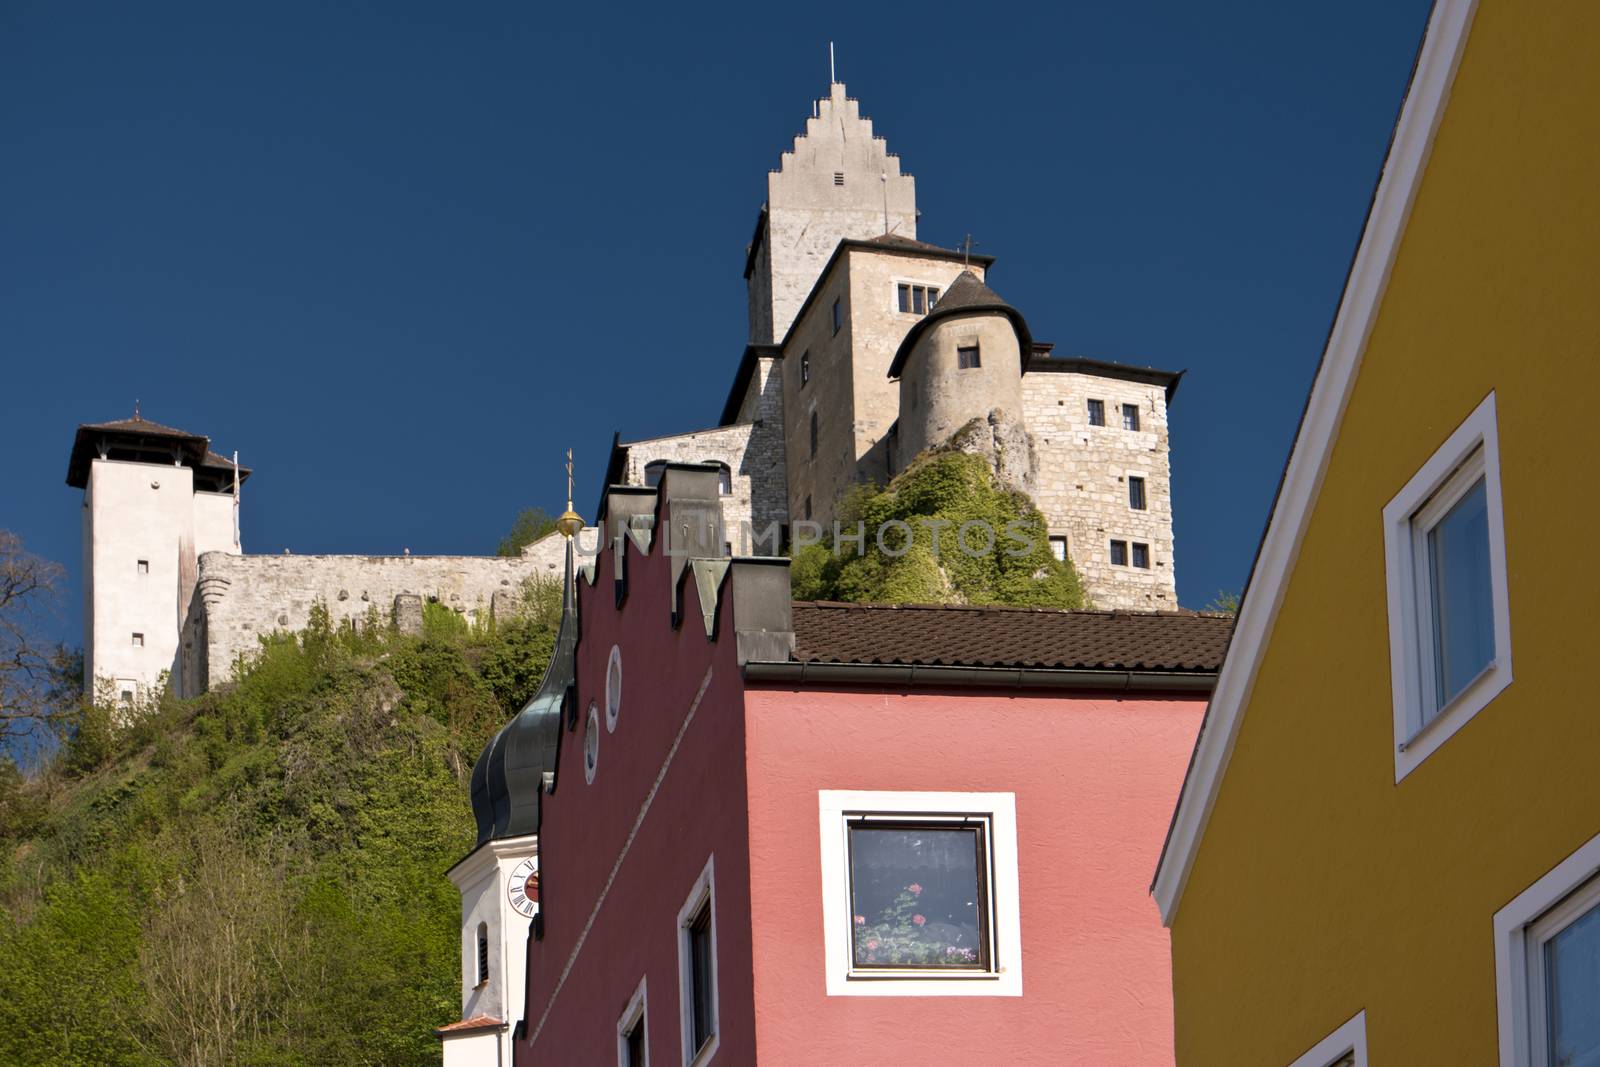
791 450 1087 609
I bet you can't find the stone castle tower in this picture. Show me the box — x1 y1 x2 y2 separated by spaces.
65 414 246 703
745 82 918 345
606 80 1184 610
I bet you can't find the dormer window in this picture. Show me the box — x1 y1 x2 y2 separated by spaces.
896 283 940 315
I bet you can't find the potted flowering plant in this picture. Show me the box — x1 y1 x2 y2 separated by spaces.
853 882 980 967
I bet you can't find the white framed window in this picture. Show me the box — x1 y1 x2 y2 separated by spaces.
617 976 649 1067
1048 535 1068 562
606 645 623 732
1121 403 1140 431
1495 829 1600 1067
1131 542 1151 569
1382 392 1512 781
1087 398 1105 427
676 855 718 1065
1287 1010 1367 1067
818 790 1021 997
1109 539 1128 567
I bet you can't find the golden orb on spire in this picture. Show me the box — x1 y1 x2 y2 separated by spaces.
556 448 584 539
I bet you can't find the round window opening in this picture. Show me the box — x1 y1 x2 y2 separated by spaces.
605 645 622 733
583 702 600 784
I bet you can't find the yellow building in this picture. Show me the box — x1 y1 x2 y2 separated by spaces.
1152 1 1600 1063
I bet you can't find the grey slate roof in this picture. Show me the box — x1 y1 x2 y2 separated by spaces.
886 270 1035 379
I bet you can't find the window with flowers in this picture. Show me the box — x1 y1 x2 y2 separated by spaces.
818 790 1021 996
847 820 989 971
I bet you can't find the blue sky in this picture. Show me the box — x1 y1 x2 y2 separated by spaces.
1 0 1432 644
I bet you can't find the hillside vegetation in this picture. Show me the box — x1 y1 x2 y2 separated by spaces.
0 590 560 1067
790 451 1088 609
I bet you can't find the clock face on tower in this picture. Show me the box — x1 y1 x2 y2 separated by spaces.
507 857 539 918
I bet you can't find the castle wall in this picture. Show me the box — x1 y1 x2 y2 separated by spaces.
87 459 197 700
195 552 540 684
618 421 785 552
780 262 856 528
753 83 917 344
193 491 237 556
844 250 984 483
897 311 1024 462
1021 371 1177 610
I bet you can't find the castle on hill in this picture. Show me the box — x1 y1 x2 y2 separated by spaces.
67 81 1183 704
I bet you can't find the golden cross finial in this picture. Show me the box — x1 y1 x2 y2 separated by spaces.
556 447 584 539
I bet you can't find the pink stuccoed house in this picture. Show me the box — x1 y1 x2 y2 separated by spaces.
465 464 1228 1065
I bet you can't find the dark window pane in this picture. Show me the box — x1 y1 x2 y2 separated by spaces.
1122 403 1140 431
1545 899 1600 1066
1087 399 1105 427
957 345 980 369
1110 540 1128 566
928 288 939 307
801 351 810 385
625 1021 645 1067
1428 476 1494 712
1132 543 1150 569
911 287 925 314
689 905 714 1050
1129 477 1146 510
810 411 818 457
848 823 986 969
898 284 911 313
832 299 842 334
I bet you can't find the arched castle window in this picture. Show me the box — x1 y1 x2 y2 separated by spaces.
476 921 489 986
715 463 732 495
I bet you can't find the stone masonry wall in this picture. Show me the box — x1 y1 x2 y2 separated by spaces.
195 552 540 686
755 82 917 344
619 421 785 553
1021 371 1178 611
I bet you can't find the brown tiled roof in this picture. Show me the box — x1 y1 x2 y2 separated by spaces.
790 602 1232 672
434 1015 506 1036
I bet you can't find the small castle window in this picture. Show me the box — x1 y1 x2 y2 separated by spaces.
476 922 489 986
804 496 813 521
716 464 732 495
1122 403 1141 432
136 559 149 575
810 411 818 458
1132 543 1151 569
957 344 981 370
1087 399 1106 427
120 689 134 705
832 298 842 336
1109 540 1128 567
1129 476 1147 511
131 632 144 647
1049 536 1069 562
897 283 940 315
833 171 845 186
801 350 810 387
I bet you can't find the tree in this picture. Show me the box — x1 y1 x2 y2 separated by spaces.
496 507 558 557
0 531 74 753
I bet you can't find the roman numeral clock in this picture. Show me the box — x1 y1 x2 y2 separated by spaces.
507 856 539 918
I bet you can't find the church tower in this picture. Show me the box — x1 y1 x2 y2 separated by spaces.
744 82 918 343
66 412 246 705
